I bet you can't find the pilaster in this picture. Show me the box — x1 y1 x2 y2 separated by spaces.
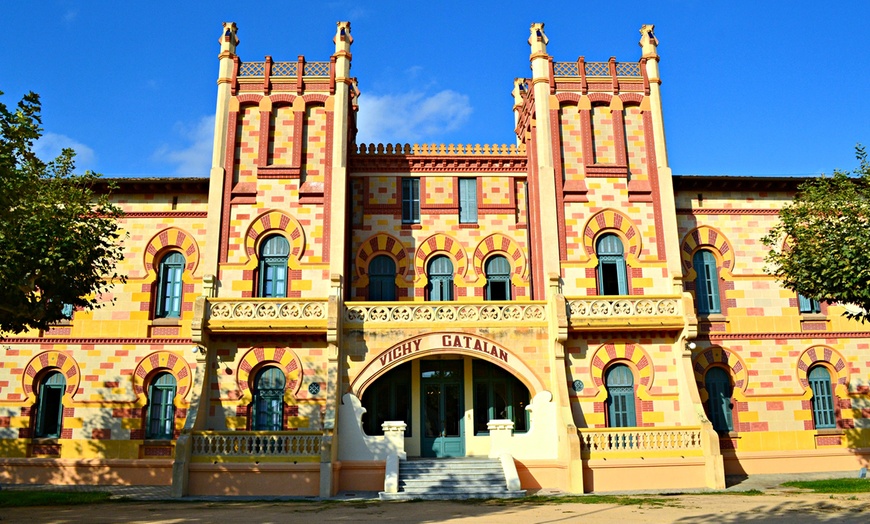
202 22 239 293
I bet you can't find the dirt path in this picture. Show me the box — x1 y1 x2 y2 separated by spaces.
2 492 868 523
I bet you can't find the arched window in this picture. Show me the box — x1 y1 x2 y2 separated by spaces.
258 235 290 298
693 249 721 314
484 255 512 301
35 370 66 438
605 364 636 428
596 234 627 295
252 367 286 431
704 367 733 432
146 372 177 440
368 255 397 301
808 365 836 429
156 251 185 318
427 255 454 301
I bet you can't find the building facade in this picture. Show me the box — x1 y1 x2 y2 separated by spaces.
1 22 868 496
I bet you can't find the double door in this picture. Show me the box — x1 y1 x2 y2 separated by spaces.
420 360 464 458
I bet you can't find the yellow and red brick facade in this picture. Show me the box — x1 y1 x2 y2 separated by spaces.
0 22 867 496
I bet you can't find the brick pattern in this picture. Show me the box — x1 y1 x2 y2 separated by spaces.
591 105 615 164
623 106 646 177
268 104 295 165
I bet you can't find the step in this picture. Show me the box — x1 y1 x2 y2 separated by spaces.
378 457 525 501
379 490 527 501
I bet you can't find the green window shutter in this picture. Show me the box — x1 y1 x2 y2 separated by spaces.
402 177 420 223
704 367 733 432
799 294 821 314
428 255 454 301
252 367 286 431
368 255 397 301
459 178 478 223
693 250 721 314
35 371 66 438
605 364 636 427
147 372 177 439
156 252 185 318
808 366 836 429
259 235 290 298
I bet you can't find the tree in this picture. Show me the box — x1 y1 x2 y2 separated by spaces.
762 145 870 322
0 91 125 334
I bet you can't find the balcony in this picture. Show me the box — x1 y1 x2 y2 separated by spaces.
344 301 548 328
566 295 685 332
205 298 328 334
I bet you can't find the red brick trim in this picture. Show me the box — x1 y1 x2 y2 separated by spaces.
644 111 666 262
707 332 870 340
676 208 782 215
4 338 194 344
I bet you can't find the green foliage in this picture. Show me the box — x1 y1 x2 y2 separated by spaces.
0 91 125 334
0 490 112 507
781 478 870 493
762 145 870 322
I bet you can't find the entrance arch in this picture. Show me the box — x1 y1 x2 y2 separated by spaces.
350 332 545 396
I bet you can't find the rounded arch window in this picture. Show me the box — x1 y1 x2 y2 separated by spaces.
146 372 177 440
368 255 397 301
604 364 636 428
35 370 66 438
156 251 185 318
252 366 286 431
808 365 836 429
692 249 721 314
427 255 454 301
704 367 733 432
258 235 290 298
596 234 627 295
484 255 512 301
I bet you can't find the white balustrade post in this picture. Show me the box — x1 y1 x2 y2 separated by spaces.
382 421 407 459
487 419 515 458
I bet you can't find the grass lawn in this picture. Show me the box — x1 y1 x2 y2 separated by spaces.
781 478 870 493
0 490 112 507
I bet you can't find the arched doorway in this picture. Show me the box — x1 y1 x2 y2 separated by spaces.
359 354 531 458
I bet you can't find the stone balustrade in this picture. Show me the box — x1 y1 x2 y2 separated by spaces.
566 295 684 331
344 302 547 325
579 427 703 458
190 431 321 461
206 298 328 333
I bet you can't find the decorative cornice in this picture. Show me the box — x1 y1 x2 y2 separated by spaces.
2 338 194 345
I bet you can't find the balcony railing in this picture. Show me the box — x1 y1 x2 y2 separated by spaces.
566 295 684 331
190 431 321 463
579 427 703 458
344 301 547 326
206 298 328 333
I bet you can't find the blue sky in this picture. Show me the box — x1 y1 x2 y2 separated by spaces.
3 1 868 178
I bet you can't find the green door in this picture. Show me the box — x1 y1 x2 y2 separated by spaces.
421 361 464 457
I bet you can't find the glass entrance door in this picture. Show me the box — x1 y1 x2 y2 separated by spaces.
421 360 464 457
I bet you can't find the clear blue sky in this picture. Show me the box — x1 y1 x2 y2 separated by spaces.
3 1 867 178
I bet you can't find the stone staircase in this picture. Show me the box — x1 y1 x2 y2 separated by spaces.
379 457 526 500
